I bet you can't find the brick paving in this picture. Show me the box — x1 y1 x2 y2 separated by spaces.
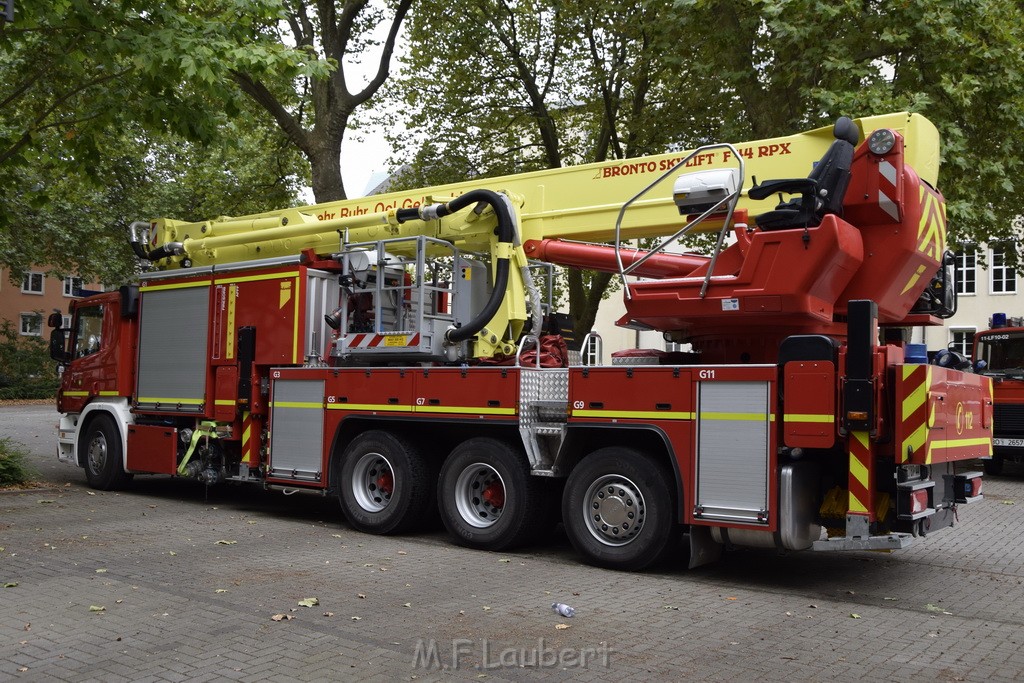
3 404 1024 681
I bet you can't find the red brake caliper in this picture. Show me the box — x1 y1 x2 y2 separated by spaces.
481 481 505 509
376 471 394 496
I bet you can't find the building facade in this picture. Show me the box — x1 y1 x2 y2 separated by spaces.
0 268 97 338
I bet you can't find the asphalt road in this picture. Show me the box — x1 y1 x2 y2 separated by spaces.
3 403 1024 682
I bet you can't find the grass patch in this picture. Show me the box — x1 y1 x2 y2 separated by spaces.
0 438 36 487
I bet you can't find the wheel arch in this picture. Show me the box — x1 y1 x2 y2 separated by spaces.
326 415 520 493
556 424 685 523
75 399 134 470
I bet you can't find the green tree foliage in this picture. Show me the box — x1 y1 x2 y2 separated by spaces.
392 0 701 336
392 0 1024 335
0 321 58 400
1 116 308 286
1 0 408 281
677 0 1024 258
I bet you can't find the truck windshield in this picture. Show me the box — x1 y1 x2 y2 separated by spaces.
975 331 1024 378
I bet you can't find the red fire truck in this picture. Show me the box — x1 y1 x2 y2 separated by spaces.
973 314 1024 475
49 113 990 570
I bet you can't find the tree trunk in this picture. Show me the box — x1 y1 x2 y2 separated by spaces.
309 132 347 203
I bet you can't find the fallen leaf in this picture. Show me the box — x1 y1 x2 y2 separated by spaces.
18 667 27 672
403 602 412 608
809 604 818 609
398 551 407 555
4 582 17 588
115 600 123 604
332 534 343 538
572 592 580 596
86 492 95 496
1002 500 1015 505
726 597 737 601
785 611 793 616
215 589 228 594
847 590 856 595
38 500 54 504
850 613 860 619
351 616 362 621
215 540 237 545
883 597 898 601
363 563 374 568
89 605 105 612
24 623 30 631
323 612 334 617
555 623 570 630
271 614 294 622
663 605 679 610
298 598 319 607
96 569 107 573
358 593 366 599
482 606 491 611
169 551 177 556
498 558 511 563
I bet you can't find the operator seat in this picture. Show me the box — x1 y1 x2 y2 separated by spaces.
750 117 860 231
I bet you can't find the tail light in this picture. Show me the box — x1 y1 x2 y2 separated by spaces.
897 480 934 521
954 472 983 504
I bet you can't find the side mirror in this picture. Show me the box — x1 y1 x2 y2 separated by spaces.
47 312 63 328
49 327 71 364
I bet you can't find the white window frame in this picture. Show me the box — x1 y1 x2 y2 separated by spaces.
21 272 44 295
989 246 1017 295
63 276 83 297
949 327 977 356
955 247 977 296
19 312 43 337
62 315 72 329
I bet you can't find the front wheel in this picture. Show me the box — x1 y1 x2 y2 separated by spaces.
82 414 131 491
337 430 433 534
437 438 545 551
562 447 676 571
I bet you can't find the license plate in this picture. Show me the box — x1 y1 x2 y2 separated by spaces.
993 438 1024 448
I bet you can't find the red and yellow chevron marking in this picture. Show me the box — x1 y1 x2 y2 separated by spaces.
899 364 932 463
847 430 871 516
240 411 255 465
916 185 946 260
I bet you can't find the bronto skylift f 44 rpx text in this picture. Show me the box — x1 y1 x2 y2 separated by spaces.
50 113 991 570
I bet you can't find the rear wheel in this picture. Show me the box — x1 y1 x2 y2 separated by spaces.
562 447 676 571
438 438 545 551
82 414 131 491
984 455 1004 476
338 430 433 534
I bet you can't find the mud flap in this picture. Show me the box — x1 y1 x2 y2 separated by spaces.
687 525 723 568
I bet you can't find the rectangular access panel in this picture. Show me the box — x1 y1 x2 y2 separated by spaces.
126 424 178 475
268 377 325 483
136 284 211 413
694 379 772 525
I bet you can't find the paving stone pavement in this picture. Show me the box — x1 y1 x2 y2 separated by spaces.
3 404 1024 681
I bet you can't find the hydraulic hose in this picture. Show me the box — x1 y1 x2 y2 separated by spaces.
396 189 514 345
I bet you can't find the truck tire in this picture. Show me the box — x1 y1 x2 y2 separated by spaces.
984 455 1004 476
562 447 675 571
437 438 544 551
81 414 132 491
338 430 433 535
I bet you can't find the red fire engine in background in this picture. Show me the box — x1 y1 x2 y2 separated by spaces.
972 314 1024 475
49 113 990 570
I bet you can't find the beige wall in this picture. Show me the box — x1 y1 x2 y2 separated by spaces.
0 268 100 338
